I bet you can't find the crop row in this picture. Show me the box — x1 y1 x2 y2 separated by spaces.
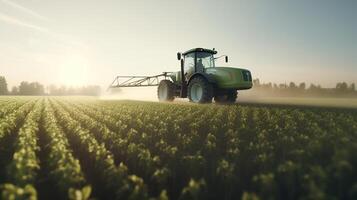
41 99 90 199
0 97 356 200
1 99 41 199
65 99 357 200
49 99 165 200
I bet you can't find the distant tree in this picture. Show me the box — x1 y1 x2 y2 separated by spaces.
19 81 45 95
336 82 348 91
19 82 31 95
279 84 287 89
299 82 306 90
0 76 8 95
349 83 355 92
309 84 316 90
49 85 67 96
308 84 317 94
11 86 19 95
289 82 297 89
250 78 356 97
30 82 45 95
263 82 272 90
48 85 101 96
273 83 278 89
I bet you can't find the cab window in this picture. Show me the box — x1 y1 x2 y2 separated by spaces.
184 53 195 76
196 52 215 72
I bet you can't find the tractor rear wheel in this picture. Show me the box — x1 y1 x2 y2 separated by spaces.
214 90 237 104
188 76 213 103
158 80 175 102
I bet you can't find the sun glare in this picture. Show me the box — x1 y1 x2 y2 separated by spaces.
59 54 89 86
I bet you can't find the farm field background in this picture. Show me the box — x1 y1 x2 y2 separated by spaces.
0 96 356 200
238 96 357 109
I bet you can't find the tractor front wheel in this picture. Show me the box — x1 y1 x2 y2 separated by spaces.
214 90 237 104
188 76 213 103
158 80 175 102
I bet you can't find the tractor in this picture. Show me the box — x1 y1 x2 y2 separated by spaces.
109 48 252 103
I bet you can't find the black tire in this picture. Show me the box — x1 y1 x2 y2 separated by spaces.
157 80 175 102
188 76 213 103
214 90 237 104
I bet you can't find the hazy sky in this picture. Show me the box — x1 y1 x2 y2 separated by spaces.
0 0 356 88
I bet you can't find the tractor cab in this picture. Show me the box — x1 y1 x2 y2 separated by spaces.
182 48 216 75
177 48 227 81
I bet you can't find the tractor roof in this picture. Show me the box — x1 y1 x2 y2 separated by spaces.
182 48 217 56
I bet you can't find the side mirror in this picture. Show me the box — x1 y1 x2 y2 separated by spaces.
177 52 181 60
225 56 228 63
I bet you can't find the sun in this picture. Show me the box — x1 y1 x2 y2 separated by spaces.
59 54 89 86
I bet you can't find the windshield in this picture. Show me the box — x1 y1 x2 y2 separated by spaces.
196 52 215 69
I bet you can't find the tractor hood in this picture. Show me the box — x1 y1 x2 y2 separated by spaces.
205 67 253 90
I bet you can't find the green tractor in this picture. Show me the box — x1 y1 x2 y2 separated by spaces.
109 48 252 103
158 48 252 103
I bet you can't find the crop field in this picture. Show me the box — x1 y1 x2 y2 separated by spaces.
0 97 356 200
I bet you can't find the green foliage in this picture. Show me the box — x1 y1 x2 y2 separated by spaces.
68 186 92 200
0 184 37 200
0 76 8 95
42 99 89 198
241 192 260 200
179 179 206 200
0 97 356 200
7 101 42 186
18 82 45 96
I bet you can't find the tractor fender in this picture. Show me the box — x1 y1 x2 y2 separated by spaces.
188 73 216 86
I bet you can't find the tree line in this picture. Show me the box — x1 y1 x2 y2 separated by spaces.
0 76 101 96
252 79 357 98
1 75 356 97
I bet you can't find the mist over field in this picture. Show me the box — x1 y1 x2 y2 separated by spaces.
99 86 357 108
238 94 357 108
101 87 158 101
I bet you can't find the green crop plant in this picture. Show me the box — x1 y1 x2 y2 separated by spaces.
0 97 356 200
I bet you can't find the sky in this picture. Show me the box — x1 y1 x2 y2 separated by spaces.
0 0 356 89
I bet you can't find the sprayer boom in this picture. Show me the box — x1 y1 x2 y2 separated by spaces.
108 73 172 89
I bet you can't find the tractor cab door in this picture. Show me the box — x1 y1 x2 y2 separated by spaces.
184 52 195 80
